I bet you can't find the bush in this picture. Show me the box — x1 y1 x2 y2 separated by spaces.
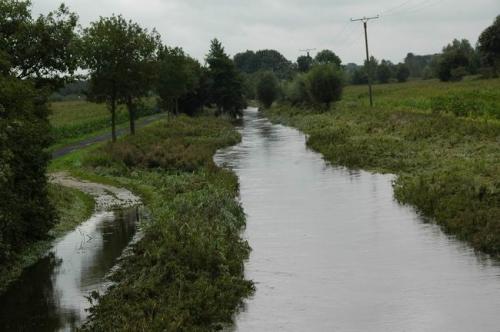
256 71 280 108
305 64 343 107
396 64 410 82
284 74 310 106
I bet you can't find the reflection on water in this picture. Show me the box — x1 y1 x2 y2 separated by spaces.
215 108 500 332
0 207 140 331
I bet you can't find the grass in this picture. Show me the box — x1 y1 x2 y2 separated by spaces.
265 77 500 257
49 97 158 147
0 184 95 294
51 115 253 331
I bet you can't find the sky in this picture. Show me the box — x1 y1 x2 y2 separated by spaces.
32 0 500 65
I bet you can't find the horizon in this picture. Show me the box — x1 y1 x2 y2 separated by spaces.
32 0 499 65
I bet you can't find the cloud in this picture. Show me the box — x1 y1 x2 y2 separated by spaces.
32 0 500 64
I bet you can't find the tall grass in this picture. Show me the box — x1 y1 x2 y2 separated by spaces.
266 78 500 257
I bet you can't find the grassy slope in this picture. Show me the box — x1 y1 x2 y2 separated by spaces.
0 184 94 293
51 115 253 331
266 78 500 256
49 98 157 148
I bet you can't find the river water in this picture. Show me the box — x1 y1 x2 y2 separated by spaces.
215 108 500 332
0 177 142 331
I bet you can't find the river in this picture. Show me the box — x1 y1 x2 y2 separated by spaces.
0 175 143 331
215 108 500 332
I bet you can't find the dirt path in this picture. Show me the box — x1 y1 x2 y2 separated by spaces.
51 112 168 159
49 172 141 209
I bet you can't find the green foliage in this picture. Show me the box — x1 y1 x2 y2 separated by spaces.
266 79 500 257
0 74 55 271
0 0 79 90
315 49 342 67
256 71 280 108
404 53 436 78
157 47 206 116
477 15 500 75
437 39 477 81
396 63 410 82
80 15 160 139
305 65 343 107
283 74 310 106
206 39 246 117
431 89 500 119
376 61 392 84
297 55 313 72
64 115 254 330
234 49 294 79
0 0 77 279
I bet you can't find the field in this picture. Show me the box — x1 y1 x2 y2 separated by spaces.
266 78 500 256
49 98 158 148
50 114 253 330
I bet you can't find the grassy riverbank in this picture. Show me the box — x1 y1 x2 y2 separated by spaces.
0 185 94 294
265 78 500 257
51 114 253 330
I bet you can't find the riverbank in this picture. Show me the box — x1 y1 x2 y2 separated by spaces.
265 79 500 257
50 114 253 330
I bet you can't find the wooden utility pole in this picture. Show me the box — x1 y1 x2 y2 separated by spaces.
351 15 379 107
299 48 316 58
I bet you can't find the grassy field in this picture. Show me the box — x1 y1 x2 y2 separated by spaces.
0 184 94 293
50 115 253 330
49 98 158 148
265 78 500 257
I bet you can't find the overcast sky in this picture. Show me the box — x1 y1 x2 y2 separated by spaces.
32 0 500 64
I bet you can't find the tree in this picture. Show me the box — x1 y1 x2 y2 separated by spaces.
306 64 343 107
234 49 293 79
256 71 280 108
297 55 313 72
0 0 78 270
206 39 246 117
396 63 410 82
157 47 190 114
437 39 476 81
315 50 341 67
477 15 500 75
377 60 393 84
0 1 78 89
81 16 159 139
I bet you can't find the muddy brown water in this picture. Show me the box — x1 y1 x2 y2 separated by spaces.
215 108 500 332
0 176 143 331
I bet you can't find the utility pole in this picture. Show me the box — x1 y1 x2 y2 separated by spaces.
299 48 316 58
351 15 379 107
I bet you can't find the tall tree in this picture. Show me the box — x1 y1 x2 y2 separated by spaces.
297 55 313 72
157 47 190 114
0 0 78 270
315 50 342 67
437 39 476 81
306 64 343 108
206 39 246 117
81 16 159 139
478 15 500 75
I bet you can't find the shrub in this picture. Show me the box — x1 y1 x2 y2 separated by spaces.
256 71 280 108
305 64 343 107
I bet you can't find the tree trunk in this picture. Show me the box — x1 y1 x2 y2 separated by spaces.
127 96 135 135
111 98 117 142
175 98 179 115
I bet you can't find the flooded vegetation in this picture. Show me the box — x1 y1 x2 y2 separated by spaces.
216 108 500 331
